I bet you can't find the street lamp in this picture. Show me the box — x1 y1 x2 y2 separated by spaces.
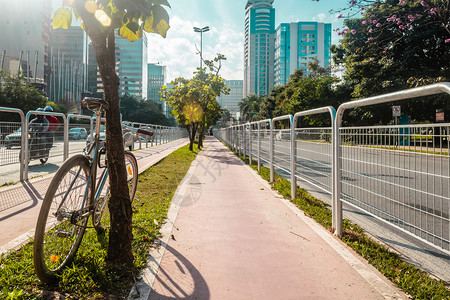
193 26 210 70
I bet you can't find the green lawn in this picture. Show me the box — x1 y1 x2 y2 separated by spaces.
0 144 198 299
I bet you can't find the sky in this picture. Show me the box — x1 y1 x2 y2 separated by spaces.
145 0 350 82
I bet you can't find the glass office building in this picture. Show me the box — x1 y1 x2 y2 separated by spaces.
275 21 331 86
0 0 51 86
244 0 275 97
49 27 97 103
217 80 243 118
147 63 171 117
115 33 148 99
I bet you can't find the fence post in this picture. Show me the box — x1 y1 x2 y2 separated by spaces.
257 121 261 171
290 115 296 199
249 123 252 166
270 119 274 182
243 124 246 161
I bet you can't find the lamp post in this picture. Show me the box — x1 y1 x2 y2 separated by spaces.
193 26 210 70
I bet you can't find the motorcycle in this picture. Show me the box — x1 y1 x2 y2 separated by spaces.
19 125 51 165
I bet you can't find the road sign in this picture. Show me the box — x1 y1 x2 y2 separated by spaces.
436 112 444 122
392 106 401 117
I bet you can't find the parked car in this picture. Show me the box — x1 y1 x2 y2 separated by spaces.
69 128 88 140
86 129 135 151
5 128 23 148
275 129 290 141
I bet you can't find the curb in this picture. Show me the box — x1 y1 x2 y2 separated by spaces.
128 153 200 300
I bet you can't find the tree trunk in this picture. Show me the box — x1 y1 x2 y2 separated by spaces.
198 123 205 149
91 30 133 267
188 124 197 151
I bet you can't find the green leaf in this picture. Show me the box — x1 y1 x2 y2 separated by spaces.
52 7 72 29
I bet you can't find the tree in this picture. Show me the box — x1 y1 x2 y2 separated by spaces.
323 0 450 39
52 0 170 268
120 94 174 125
0 72 47 121
162 68 228 150
328 0 450 124
238 94 266 121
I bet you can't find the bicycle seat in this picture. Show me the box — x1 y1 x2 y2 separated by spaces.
137 128 154 136
81 97 110 110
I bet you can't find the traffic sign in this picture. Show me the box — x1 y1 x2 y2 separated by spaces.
392 106 401 117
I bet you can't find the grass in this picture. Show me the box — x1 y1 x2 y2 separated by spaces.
236 151 450 300
0 144 199 299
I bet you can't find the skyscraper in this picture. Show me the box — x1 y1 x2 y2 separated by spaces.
274 22 332 86
147 63 169 116
49 27 88 103
115 33 148 99
217 80 243 119
0 0 51 86
244 0 275 97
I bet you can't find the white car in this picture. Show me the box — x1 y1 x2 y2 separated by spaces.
69 128 88 140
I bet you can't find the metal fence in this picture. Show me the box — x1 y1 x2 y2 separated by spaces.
214 82 450 255
0 107 187 183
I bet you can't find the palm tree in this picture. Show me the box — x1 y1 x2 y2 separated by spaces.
238 94 265 121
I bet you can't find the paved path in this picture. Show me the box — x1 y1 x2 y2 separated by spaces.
132 136 408 300
0 138 188 254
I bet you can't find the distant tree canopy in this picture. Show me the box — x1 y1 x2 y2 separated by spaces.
120 94 174 126
162 68 229 150
330 0 450 124
237 0 450 126
0 72 47 121
239 69 351 126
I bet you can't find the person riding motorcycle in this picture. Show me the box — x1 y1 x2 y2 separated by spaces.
29 108 50 154
44 106 60 150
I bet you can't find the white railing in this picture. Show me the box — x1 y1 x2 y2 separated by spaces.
214 82 450 255
0 107 188 182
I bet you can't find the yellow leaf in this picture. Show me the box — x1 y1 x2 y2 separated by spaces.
143 15 154 33
52 7 72 29
107 1 118 13
119 23 143 42
155 19 170 38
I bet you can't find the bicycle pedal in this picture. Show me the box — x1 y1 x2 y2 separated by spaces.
55 230 71 238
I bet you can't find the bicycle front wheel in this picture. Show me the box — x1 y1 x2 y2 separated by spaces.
34 154 91 283
93 151 138 229
125 151 138 201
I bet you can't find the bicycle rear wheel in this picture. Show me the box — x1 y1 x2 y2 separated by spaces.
34 154 91 283
93 151 138 229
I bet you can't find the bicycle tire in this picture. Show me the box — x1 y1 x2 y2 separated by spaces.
125 151 138 201
34 154 91 283
93 151 138 229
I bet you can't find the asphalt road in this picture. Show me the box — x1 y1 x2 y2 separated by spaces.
246 137 450 282
0 139 157 185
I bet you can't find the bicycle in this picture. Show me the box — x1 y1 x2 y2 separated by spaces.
33 98 152 283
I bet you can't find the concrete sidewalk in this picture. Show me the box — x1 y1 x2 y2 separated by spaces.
0 138 188 254
133 136 408 300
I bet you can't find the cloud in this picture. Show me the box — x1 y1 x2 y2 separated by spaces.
146 16 244 82
313 13 327 22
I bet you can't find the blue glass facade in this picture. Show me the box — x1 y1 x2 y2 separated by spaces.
274 23 290 88
244 0 275 97
115 32 148 99
274 22 331 86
